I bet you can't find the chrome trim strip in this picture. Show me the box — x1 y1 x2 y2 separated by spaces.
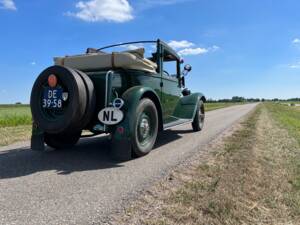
105 70 114 107
104 70 114 131
163 119 193 130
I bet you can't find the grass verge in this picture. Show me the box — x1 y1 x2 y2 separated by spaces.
0 103 238 147
0 105 31 127
265 103 300 211
0 125 32 146
113 104 300 224
0 105 32 146
205 102 243 111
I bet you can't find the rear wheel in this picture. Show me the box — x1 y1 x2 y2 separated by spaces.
132 98 158 157
44 131 82 149
192 100 205 131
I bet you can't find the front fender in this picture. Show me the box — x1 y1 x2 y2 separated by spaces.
112 86 161 140
173 92 206 120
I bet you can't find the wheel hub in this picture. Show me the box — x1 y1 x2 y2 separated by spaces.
139 117 150 139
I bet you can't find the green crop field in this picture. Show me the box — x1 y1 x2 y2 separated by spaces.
0 102 240 146
0 105 32 146
266 103 300 144
0 105 32 127
205 102 243 111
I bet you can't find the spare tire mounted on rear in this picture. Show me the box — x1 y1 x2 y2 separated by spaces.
30 65 95 134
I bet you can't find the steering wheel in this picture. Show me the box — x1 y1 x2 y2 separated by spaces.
163 70 170 76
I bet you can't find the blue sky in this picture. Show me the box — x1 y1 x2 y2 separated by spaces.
1 0 300 103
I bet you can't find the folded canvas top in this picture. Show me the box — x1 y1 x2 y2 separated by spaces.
54 48 158 74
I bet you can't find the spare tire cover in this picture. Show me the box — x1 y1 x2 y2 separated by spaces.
30 66 87 133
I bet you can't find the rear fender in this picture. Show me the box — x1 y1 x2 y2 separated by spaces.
173 93 206 120
31 122 45 151
112 86 162 141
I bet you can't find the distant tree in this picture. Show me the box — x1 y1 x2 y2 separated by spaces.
287 98 300 102
15 102 22 105
206 98 217 103
231 96 245 102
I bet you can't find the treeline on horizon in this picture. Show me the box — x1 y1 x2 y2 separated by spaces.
1 97 300 106
207 96 300 103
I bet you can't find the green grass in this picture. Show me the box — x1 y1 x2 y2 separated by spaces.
0 125 32 146
0 103 239 128
265 103 300 193
265 103 300 144
205 102 243 111
0 105 32 127
0 102 242 146
117 104 300 224
0 105 32 146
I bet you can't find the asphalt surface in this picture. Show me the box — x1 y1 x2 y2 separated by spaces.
0 103 257 225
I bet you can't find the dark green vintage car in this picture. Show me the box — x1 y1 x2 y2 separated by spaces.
30 39 206 160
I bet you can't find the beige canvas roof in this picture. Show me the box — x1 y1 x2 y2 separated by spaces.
54 48 157 73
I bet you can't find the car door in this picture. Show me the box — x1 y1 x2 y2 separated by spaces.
161 53 182 124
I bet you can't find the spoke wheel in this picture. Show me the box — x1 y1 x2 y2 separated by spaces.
132 98 158 157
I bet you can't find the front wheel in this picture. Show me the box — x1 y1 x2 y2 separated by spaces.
192 100 205 132
44 131 82 149
132 98 158 157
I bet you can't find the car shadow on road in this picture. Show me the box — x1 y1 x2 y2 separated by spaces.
0 135 123 179
0 129 189 180
154 129 186 148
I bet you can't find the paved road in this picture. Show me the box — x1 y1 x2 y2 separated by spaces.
0 104 257 225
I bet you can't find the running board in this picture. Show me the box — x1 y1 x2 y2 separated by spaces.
163 119 192 130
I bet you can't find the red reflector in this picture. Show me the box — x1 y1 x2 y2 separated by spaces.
117 126 124 134
48 74 58 88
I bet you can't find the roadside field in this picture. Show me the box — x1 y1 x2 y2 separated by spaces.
205 102 243 111
0 105 31 127
0 105 32 146
0 103 240 146
114 103 300 225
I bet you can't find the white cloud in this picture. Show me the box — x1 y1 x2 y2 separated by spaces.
289 61 300 69
0 0 17 10
178 47 209 56
67 0 133 23
167 40 220 56
122 44 144 50
293 38 300 44
168 40 195 49
210 45 220 52
30 61 36 66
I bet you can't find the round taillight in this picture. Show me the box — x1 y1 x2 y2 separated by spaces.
117 126 125 134
48 74 58 88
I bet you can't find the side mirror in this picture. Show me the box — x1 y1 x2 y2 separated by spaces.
183 64 192 76
184 64 192 72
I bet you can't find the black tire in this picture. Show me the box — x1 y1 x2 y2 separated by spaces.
30 66 87 134
74 70 96 130
44 131 82 149
132 98 158 157
192 100 205 132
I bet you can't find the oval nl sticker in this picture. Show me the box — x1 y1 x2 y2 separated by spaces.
98 107 124 125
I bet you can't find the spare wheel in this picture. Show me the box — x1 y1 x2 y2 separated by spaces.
74 70 96 130
30 65 87 133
